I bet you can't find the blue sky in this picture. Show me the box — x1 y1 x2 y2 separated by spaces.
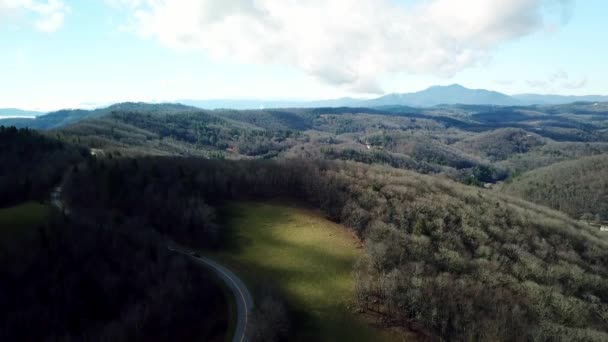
1 0 606 110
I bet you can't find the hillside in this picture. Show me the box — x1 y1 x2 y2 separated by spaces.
212 202 404 341
57 108 304 158
5 100 608 215
0 102 199 130
502 154 608 220
454 128 546 161
2 100 608 340
62 157 608 341
36 101 606 190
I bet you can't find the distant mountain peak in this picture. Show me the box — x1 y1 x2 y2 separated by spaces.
367 84 518 107
430 83 467 90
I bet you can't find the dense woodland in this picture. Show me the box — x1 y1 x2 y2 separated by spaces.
0 130 228 341
503 154 608 221
1 101 608 341
45 102 608 220
0 127 87 207
0 215 228 341
62 157 608 341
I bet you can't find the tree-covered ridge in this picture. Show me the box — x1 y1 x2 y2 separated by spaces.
502 154 608 221
57 108 306 159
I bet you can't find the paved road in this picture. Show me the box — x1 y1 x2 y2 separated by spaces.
172 249 254 342
50 178 253 341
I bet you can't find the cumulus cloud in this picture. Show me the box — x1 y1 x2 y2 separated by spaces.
527 70 587 90
0 0 68 32
117 0 573 93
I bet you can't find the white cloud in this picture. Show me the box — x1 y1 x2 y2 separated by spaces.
562 76 587 90
0 0 68 32
114 0 572 93
527 70 587 91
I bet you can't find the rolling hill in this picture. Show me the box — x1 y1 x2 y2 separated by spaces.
502 154 608 220
0 103 199 130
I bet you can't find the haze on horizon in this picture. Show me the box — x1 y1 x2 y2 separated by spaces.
1 0 606 111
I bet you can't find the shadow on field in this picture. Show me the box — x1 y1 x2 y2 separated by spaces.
213 202 385 342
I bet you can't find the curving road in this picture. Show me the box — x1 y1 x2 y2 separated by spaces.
171 248 254 342
50 179 253 341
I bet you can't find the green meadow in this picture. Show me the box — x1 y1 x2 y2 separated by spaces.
0 201 51 239
212 202 408 341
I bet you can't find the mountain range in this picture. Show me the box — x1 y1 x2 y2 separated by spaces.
0 108 45 118
2 84 607 130
180 84 608 109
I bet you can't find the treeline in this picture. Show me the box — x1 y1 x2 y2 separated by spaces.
64 156 608 341
60 110 305 158
0 126 87 207
63 158 304 247
0 214 228 341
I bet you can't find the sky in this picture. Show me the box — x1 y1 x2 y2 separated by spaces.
0 0 607 111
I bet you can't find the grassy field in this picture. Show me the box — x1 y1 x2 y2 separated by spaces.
212 202 409 342
0 202 51 239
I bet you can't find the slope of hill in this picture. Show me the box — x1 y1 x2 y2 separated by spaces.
498 141 608 174
43 102 607 188
63 157 608 341
57 106 305 158
0 103 199 130
502 154 608 220
213 202 402 341
454 128 546 161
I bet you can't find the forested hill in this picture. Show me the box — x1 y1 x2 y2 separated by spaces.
62 157 608 341
4 100 608 217
47 101 608 182
502 154 608 221
0 103 199 130
2 101 608 340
